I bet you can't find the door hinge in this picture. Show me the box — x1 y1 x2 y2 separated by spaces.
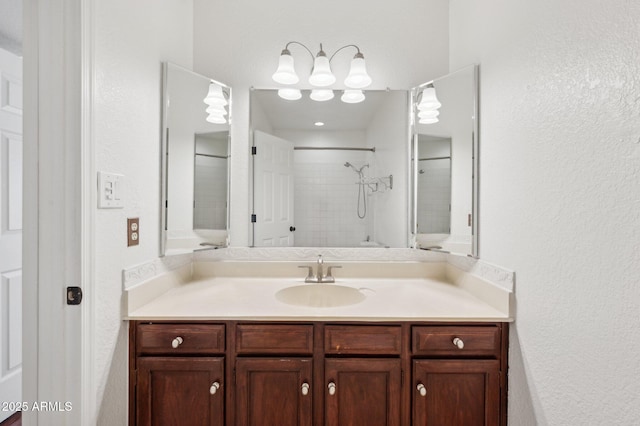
251 146 257 155
251 214 257 223
66 286 83 305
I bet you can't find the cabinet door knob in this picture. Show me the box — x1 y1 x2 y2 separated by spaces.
171 336 184 348
210 382 220 395
453 337 464 349
301 382 310 396
328 382 336 396
417 383 427 397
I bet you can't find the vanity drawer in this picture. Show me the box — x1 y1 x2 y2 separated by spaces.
325 325 402 355
412 326 500 358
136 323 225 355
236 324 314 355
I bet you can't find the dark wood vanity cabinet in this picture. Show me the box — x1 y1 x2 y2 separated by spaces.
129 321 508 426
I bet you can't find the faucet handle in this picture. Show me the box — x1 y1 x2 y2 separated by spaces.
298 266 315 282
325 266 342 282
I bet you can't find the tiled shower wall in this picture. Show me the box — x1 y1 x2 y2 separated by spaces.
293 151 374 247
194 155 228 229
416 158 451 233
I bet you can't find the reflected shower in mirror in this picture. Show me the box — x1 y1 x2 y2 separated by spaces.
411 65 478 256
161 62 231 255
250 89 408 248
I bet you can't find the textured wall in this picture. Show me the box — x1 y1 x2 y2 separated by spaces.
92 0 193 423
450 0 640 424
193 0 450 246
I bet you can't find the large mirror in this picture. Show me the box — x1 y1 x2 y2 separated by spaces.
250 89 409 248
161 62 231 255
411 65 478 256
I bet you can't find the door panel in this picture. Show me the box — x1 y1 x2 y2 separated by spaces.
253 130 294 246
325 358 401 426
0 46 22 424
137 357 225 426
413 359 500 426
235 357 312 426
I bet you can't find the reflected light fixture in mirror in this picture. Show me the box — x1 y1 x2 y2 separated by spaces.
203 82 228 123
272 41 372 103
417 85 441 124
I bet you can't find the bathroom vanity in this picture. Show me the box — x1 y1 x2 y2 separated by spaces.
130 320 507 426
125 254 513 426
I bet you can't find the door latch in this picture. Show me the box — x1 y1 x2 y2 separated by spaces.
67 287 83 305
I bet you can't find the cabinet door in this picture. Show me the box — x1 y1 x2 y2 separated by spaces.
136 357 224 426
413 359 500 426
235 358 313 426
325 358 401 426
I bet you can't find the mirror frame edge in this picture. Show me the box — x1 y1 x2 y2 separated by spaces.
410 63 480 258
160 61 233 256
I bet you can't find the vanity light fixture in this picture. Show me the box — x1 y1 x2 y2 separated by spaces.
341 89 365 104
417 85 441 124
203 82 228 124
278 88 302 100
310 89 335 102
273 41 372 102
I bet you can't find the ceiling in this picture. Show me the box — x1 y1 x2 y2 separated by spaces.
0 0 22 55
252 89 392 131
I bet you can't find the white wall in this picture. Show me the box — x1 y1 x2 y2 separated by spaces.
450 0 640 424
193 0 450 246
92 1 193 424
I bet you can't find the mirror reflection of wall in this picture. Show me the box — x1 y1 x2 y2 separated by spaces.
417 136 451 234
412 65 477 255
194 131 229 230
250 89 408 248
161 62 231 255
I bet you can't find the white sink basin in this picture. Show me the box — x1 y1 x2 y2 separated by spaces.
275 284 367 308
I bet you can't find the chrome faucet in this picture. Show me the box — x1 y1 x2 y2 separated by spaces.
298 255 341 283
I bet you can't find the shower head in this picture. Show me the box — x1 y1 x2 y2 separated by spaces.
344 162 352 167
344 162 369 174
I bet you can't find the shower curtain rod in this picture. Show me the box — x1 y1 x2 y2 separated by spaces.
195 153 228 159
419 156 450 161
294 146 376 152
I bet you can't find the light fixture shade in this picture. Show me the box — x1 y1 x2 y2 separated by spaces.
341 89 365 104
310 89 334 102
309 54 336 87
278 88 302 100
418 109 439 119
206 114 227 124
206 105 227 116
272 50 299 85
419 117 439 124
417 87 441 110
344 55 372 89
203 83 228 106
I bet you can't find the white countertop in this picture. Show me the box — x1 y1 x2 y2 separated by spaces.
126 275 512 322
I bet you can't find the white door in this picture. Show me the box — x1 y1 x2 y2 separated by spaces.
0 47 22 423
253 131 295 246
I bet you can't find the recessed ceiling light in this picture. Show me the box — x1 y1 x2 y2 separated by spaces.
314 121 325 126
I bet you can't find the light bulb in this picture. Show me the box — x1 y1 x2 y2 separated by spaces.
206 105 227 116
203 83 228 106
417 87 441 110
419 117 439 124
309 51 336 87
310 89 334 102
344 54 372 89
341 89 365 104
206 114 227 124
418 110 439 119
278 88 302 100
272 49 299 85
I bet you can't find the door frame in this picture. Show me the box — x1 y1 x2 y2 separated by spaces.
23 0 94 424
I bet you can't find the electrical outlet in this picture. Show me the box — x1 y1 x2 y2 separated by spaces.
127 218 139 247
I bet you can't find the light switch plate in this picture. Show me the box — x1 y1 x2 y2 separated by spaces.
97 172 124 208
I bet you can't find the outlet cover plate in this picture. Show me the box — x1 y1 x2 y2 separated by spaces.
127 218 139 247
